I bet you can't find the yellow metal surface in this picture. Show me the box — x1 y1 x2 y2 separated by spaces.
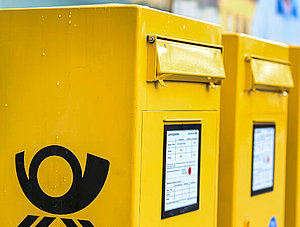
285 46 300 227
248 57 293 92
218 34 291 227
151 38 225 84
140 111 218 227
0 5 223 226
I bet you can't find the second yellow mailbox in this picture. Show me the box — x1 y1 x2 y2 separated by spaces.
218 34 293 227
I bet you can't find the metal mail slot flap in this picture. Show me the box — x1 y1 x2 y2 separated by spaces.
249 57 294 92
147 37 225 84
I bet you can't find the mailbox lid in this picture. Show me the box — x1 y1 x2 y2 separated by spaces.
249 56 294 92
148 36 225 84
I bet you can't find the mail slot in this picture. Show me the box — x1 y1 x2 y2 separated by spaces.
147 36 225 84
0 5 225 226
218 34 293 227
246 56 293 92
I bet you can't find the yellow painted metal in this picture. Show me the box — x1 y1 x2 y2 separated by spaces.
285 46 300 227
150 38 225 84
248 57 293 92
218 34 292 227
0 5 223 226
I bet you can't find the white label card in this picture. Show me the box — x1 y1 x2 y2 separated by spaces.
162 124 201 219
252 125 275 195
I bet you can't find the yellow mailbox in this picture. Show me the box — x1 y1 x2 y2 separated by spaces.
285 46 300 227
0 5 225 226
218 34 293 227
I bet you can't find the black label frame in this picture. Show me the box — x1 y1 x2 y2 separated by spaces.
251 123 276 196
161 124 201 219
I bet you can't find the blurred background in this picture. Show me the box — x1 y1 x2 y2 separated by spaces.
1 0 300 45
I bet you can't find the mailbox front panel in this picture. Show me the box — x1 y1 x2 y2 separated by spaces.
140 111 219 227
219 34 289 227
235 112 286 227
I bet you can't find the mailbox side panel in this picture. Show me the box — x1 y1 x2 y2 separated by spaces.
218 34 240 227
0 6 140 226
286 46 300 227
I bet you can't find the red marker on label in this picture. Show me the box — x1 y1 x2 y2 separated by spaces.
188 167 191 175
267 157 270 163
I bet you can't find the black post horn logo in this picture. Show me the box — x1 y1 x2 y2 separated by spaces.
15 145 110 226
